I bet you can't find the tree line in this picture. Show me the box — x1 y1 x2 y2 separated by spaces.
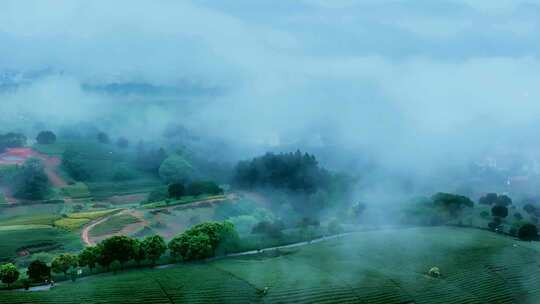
0 221 238 289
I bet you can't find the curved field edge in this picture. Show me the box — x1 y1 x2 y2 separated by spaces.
2 226 540 304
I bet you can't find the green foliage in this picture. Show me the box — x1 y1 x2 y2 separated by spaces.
0 226 78 262
479 193 512 207
169 221 238 261
36 131 57 145
147 186 168 203
135 144 167 174
112 164 138 181
26 260 50 282
51 253 78 276
0 263 19 287
99 236 136 268
1 227 539 303
186 181 223 196
168 183 185 198
495 195 512 207
251 220 285 238
97 132 110 144
491 205 508 218
234 150 328 193
14 158 50 200
518 223 538 241
0 132 26 152
116 137 129 149
141 235 167 265
159 154 194 184
62 142 138 182
78 246 100 272
431 192 474 217
132 239 146 266
479 193 498 205
61 182 91 198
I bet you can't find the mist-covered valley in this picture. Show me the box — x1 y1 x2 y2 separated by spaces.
1 1 540 303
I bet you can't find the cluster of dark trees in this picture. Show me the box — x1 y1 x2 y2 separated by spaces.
169 221 238 260
14 158 50 200
0 132 26 152
135 143 168 175
233 151 355 215
36 131 57 145
233 151 330 193
168 181 223 198
431 192 474 218
479 193 512 206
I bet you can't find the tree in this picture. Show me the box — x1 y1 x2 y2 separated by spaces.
51 253 78 277
431 193 474 217
523 203 540 217
488 217 503 231
0 132 27 153
518 223 539 241
169 221 238 261
136 144 168 174
186 181 223 197
233 151 328 194
495 195 512 207
14 158 50 200
251 220 285 238
96 244 112 270
479 193 498 205
0 263 19 288
132 240 146 267
36 131 57 145
62 146 90 181
100 236 136 269
168 183 185 199
159 155 195 184
491 205 508 218
141 235 167 266
78 246 100 273
97 132 110 144
116 137 129 149
27 260 50 282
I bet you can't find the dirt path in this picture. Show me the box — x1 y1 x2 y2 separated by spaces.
81 196 233 246
81 210 127 246
35 153 67 188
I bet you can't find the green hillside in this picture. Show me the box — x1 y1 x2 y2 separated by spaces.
2 226 539 303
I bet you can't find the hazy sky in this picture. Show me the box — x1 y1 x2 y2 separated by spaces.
1 0 540 173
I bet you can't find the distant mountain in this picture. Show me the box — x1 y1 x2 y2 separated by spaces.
0 68 57 91
0 68 222 98
81 81 221 97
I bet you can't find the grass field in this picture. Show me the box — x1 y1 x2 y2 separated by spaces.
0 226 80 264
87 178 163 199
0 214 60 227
54 209 121 231
2 226 540 303
61 182 91 199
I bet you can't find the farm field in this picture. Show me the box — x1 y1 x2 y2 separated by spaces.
87 178 162 200
0 226 80 264
2 226 540 303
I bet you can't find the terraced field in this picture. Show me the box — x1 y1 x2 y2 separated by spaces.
2 226 540 303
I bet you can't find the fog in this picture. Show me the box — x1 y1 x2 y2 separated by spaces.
2 0 540 182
